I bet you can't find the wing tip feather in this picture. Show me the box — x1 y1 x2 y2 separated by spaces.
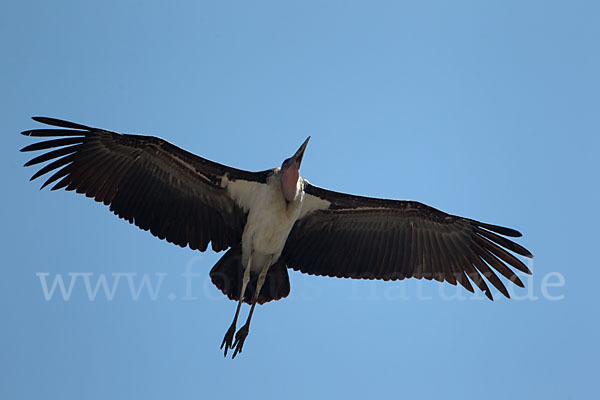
473 220 523 238
31 116 93 131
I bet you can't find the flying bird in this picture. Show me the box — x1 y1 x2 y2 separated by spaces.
21 117 533 358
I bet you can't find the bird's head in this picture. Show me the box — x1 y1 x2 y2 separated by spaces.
281 136 310 202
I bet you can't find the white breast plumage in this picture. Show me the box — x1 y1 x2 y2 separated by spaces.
244 175 303 255
225 172 304 270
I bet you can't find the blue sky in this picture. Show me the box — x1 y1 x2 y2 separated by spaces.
2 1 598 399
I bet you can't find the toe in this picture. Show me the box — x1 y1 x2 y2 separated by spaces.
220 325 236 356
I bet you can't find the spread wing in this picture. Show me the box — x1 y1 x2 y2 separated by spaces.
21 117 270 252
283 182 533 300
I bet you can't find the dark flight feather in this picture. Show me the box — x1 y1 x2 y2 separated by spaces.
283 183 533 300
20 117 271 252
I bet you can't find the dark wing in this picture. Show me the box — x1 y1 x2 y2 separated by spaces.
21 117 270 252
282 182 533 300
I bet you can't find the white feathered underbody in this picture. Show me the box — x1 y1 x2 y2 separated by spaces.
224 170 307 272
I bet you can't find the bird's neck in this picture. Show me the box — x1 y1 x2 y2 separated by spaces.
281 168 301 202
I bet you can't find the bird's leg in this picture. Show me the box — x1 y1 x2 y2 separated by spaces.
220 254 252 357
232 257 272 359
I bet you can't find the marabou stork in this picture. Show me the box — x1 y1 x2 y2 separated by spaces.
21 117 533 358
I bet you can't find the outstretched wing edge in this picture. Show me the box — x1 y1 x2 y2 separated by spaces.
20 117 269 252
283 181 533 300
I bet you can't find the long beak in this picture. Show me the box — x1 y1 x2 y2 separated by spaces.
293 136 310 167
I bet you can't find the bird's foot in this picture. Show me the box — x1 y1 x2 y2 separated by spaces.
232 323 250 359
220 322 236 357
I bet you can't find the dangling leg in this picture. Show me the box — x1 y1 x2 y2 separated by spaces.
232 257 272 359
220 253 252 357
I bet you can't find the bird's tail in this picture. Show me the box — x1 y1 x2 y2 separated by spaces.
210 245 290 305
